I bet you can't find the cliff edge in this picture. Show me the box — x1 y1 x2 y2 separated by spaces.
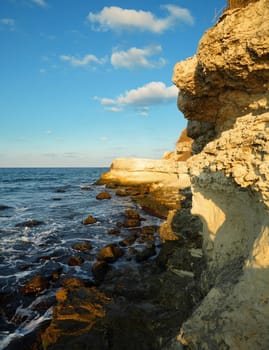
172 0 269 348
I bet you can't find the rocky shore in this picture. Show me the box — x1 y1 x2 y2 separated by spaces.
5 0 269 349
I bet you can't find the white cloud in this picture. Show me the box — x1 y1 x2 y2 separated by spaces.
117 81 178 106
60 54 106 67
0 18 15 30
105 106 123 113
31 0 47 7
100 136 109 142
98 81 178 115
111 45 166 69
46 130 53 135
88 5 194 33
100 98 116 105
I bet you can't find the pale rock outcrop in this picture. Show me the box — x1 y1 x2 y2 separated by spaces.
171 0 269 348
163 128 193 161
98 158 189 187
173 0 269 151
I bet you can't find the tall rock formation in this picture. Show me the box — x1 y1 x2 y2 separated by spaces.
172 0 269 348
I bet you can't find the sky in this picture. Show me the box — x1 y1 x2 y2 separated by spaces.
0 0 226 167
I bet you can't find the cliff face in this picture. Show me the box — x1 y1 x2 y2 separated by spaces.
173 0 269 152
93 1 269 348
172 0 269 348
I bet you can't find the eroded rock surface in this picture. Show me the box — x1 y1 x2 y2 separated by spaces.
171 0 269 348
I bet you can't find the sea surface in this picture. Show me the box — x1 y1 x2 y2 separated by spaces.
0 168 162 349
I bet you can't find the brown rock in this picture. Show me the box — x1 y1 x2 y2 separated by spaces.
115 189 128 196
15 220 44 228
108 228 120 235
92 261 110 283
119 235 137 247
80 185 91 190
96 191 111 200
124 209 140 220
61 277 85 290
20 275 49 295
41 287 111 348
128 247 138 256
135 246 156 263
123 217 141 228
97 244 124 263
141 225 159 236
67 256 84 266
83 215 97 225
105 182 118 189
72 241 92 252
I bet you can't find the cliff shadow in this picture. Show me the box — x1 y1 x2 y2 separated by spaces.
178 170 269 348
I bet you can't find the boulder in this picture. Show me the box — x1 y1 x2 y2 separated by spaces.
15 220 44 228
107 228 120 235
97 244 124 263
122 218 141 228
72 241 92 252
20 275 49 295
96 192 111 200
92 261 110 283
67 256 85 266
135 246 156 263
83 215 97 225
80 185 91 190
124 209 140 220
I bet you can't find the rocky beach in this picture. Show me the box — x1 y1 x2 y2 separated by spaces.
1 0 269 349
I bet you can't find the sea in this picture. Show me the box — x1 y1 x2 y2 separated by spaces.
0 168 162 349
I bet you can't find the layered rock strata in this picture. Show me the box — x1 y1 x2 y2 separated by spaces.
97 156 191 218
171 0 269 348
97 157 190 188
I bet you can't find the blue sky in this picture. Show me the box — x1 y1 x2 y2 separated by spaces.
0 0 226 167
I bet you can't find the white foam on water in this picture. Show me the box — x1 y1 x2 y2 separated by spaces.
0 307 52 350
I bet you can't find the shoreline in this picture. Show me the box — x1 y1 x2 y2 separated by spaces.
3 176 204 350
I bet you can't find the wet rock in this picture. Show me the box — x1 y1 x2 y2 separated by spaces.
96 191 111 200
97 244 124 263
123 219 141 228
119 235 137 247
83 215 97 225
61 277 86 289
0 204 11 211
20 275 49 295
135 246 156 263
128 247 138 256
92 261 110 284
15 220 44 228
41 286 111 349
108 228 120 235
72 241 92 252
52 197 62 201
105 182 118 189
141 225 159 236
116 221 123 228
80 185 91 190
137 235 154 243
55 189 66 193
67 256 85 266
124 209 140 219
115 189 128 196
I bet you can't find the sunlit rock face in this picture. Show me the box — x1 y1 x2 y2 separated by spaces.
172 0 269 348
163 128 193 161
98 158 188 186
173 0 269 152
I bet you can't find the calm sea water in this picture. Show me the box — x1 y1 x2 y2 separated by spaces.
0 168 162 349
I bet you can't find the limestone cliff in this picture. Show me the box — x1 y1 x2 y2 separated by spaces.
172 0 269 348
93 0 268 348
